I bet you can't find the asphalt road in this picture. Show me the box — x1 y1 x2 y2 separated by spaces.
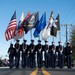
0 67 75 75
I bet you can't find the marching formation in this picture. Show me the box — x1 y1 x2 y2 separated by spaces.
8 39 73 69
4 10 72 69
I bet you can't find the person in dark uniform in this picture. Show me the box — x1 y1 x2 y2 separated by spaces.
37 40 42 68
44 40 50 68
14 40 20 68
65 42 72 69
42 45 45 67
56 41 64 68
51 41 56 68
21 39 27 68
0 58 2 67
8 43 15 68
49 43 52 68
26 45 30 68
29 39 35 68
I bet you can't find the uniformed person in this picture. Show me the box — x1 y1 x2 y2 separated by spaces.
49 44 52 67
65 42 72 69
51 41 56 68
42 45 45 67
26 45 30 68
37 40 42 68
44 40 50 68
29 39 35 68
56 41 64 68
21 39 27 68
14 40 20 68
8 43 15 68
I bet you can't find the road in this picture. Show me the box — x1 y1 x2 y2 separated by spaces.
0 67 75 75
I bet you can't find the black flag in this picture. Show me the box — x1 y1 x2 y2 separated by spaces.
55 13 60 31
50 20 57 37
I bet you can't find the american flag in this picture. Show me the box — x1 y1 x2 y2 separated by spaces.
5 11 17 41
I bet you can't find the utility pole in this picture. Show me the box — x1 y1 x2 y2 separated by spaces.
61 24 72 43
66 24 68 43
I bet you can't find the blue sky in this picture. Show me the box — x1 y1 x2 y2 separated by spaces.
0 0 75 59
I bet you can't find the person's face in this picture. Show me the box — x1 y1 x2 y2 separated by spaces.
31 42 34 44
59 43 62 45
52 43 54 45
68 44 70 47
24 42 26 44
38 42 41 44
10 44 13 47
16 42 19 44
45 42 48 45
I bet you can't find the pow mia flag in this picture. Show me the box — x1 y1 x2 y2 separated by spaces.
50 19 58 37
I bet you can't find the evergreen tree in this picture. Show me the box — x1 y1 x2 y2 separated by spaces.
70 26 75 61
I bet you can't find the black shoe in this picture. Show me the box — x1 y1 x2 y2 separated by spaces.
68 67 71 69
22 67 25 68
60 67 63 68
38 66 41 68
10 66 12 69
30 66 33 68
46 66 48 68
52 67 55 68
16 66 19 69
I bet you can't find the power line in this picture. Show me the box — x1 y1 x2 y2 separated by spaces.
66 10 75 23
71 19 75 24
62 3 75 23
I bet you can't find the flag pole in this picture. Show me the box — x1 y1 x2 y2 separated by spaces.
52 36 54 42
10 40 12 44
59 31 61 41
10 39 13 47
30 29 32 40
23 31 25 40
38 34 40 40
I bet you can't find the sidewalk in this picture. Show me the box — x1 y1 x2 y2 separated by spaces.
0 66 9 69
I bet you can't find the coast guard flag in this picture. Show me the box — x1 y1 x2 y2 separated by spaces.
23 11 39 34
33 11 46 37
17 12 24 29
14 12 24 40
42 11 54 41
5 11 17 41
